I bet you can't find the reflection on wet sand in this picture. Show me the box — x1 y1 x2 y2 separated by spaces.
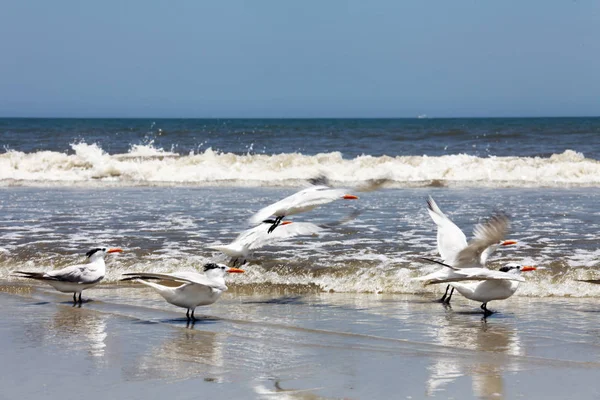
425 312 522 399
22 305 108 359
254 380 328 400
126 328 224 381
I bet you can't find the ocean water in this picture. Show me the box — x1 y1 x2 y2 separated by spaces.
1 117 600 187
1 118 600 297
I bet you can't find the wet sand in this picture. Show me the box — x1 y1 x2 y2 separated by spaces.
1 282 600 399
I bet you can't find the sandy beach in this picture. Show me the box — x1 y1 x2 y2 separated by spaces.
2 281 600 399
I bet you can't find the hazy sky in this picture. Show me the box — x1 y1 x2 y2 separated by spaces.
1 1 599 118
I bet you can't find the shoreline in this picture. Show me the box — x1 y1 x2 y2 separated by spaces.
2 282 600 399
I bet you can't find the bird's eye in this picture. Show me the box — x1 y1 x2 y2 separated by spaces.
102 248 106 251
221 266 225 270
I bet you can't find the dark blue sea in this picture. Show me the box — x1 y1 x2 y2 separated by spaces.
2 117 600 158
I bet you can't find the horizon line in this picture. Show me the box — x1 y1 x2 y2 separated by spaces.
1 115 599 120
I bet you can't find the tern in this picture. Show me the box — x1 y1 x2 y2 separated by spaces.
208 219 322 266
426 197 516 303
250 184 358 233
13 247 123 304
415 258 527 286
448 263 537 316
121 263 244 321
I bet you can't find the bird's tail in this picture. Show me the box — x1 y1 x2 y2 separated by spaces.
207 244 240 258
13 271 47 280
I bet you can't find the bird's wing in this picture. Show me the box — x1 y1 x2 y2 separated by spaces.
249 186 345 224
245 222 323 250
46 264 102 284
121 272 226 291
453 213 510 269
426 197 467 263
576 279 600 284
425 267 525 285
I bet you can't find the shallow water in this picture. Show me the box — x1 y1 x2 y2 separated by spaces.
2 284 600 399
1 186 599 297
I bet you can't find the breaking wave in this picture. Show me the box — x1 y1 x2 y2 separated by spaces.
0 142 599 187
2 253 600 298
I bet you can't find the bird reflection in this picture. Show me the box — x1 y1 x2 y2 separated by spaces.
253 380 329 400
425 313 522 399
126 328 224 381
50 306 108 358
20 306 109 360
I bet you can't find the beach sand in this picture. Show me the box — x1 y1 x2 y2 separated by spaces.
1 282 600 399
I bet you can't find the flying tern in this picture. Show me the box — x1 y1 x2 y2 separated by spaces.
415 258 527 285
250 185 358 233
13 247 123 304
426 197 516 303
122 263 244 321
208 219 322 266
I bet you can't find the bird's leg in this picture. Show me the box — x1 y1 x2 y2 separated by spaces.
73 293 77 304
186 309 190 321
438 285 450 303
78 293 82 304
444 288 455 304
267 216 283 234
231 258 238 268
191 309 196 321
481 303 494 316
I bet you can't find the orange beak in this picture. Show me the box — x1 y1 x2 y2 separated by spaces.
281 221 293 225
227 268 245 273
501 240 517 246
107 248 123 253
521 266 536 272
343 194 359 200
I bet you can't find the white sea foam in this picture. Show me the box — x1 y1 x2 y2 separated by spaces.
1 143 599 187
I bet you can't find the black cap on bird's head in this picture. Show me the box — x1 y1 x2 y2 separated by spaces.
86 248 104 258
86 247 123 258
203 262 244 274
262 218 293 226
499 263 536 273
203 263 221 271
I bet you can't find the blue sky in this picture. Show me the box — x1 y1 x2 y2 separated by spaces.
1 1 598 118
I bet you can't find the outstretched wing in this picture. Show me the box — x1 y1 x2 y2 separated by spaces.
421 267 525 285
249 186 347 225
426 197 467 264
121 271 226 291
453 213 510 269
245 222 322 250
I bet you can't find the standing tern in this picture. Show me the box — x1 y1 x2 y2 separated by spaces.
448 263 537 316
13 247 123 304
121 263 244 321
208 219 322 266
426 197 516 303
250 185 358 233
